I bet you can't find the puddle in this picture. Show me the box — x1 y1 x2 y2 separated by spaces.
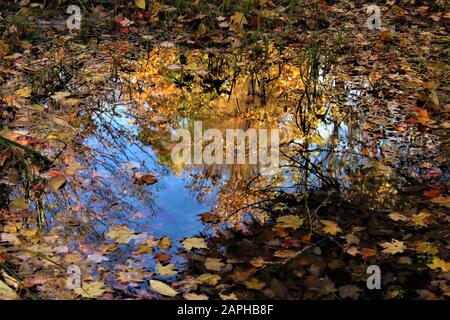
4 41 442 298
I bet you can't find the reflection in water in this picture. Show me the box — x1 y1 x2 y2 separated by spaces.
40 42 418 294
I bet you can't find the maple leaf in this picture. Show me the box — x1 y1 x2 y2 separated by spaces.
321 220 342 236
275 215 304 230
380 239 405 255
182 237 208 251
430 196 450 208
230 12 247 33
104 225 136 244
156 263 177 276
197 274 221 286
411 211 433 227
427 257 450 272
75 281 107 298
149 280 178 297
415 242 438 255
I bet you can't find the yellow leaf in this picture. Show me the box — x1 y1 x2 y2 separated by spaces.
197 274 221 286
16 87 32 98
74 281 107 298
183 292 209 300
230 12 247 33
158 236 171 250
10 198 29 210
243 278 265 290
49 175 67 191
411 211 432 227
149 280 178 297
135 0 146 10
415 242 438 255
427 257 450 272
321 220 342 236
105 225 136 244
156 263 177 276
182 237 208 251
276 215 304 230
0 279 19 300
431 196 450 208
380 239 405 255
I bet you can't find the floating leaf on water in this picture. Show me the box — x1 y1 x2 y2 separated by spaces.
133 172 158 185
158 236 171 250
74 281 108 298
149 280 178 297
156 263 177 276
105 225 136 244
182 237 208 251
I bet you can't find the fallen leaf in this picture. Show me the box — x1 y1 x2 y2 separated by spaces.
149 280 178 297
183 292 209 300
427 257 450 272
197 274 221 286
156 263 177 276
105 225 136 244
9 198 29 210
204 258 225 271
0 279 19 300
158 236 171 250
321 220 342 236
275 215 304 230
49 175 67 191
133 172 158 185
388 212 408 222
182 237 207 251
16 88 32 98
380 239 405 255
243 278 265 290
415 242 438 255
75 281 107 298
411 211 433 227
